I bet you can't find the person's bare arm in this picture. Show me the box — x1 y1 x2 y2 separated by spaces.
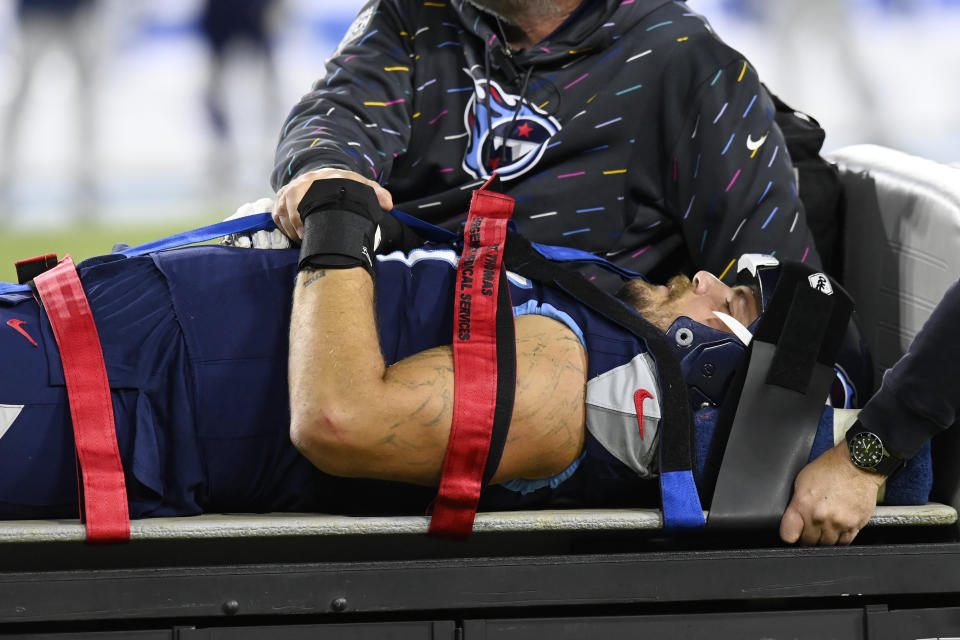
779 440 885 545
288 266 587 486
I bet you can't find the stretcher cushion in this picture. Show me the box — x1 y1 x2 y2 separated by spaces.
827 144 960 380
828 144 960 516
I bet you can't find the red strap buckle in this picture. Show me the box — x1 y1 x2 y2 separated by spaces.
429 187 515 539
34 257 130 543
15 254 58 285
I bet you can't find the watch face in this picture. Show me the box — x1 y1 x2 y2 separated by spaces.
849 431 884 470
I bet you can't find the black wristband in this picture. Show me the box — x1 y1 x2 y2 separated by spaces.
297 179 383 276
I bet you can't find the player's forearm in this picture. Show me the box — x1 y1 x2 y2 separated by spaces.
286 175 448 479
287 264 458 484
288 266 387 473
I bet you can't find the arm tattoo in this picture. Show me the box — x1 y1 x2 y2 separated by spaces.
301 269 328 288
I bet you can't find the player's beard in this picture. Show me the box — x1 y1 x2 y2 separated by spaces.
617 275 693 332
465 0 573 23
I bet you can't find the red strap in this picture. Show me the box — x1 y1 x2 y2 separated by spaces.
429 187 515 538
34 257 130 542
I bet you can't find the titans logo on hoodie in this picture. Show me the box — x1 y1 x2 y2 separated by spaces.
461 73 562 181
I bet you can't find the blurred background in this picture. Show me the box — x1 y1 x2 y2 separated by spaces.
0 0 958 276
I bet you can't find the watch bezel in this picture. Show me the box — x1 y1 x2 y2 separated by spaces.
848 430 884 470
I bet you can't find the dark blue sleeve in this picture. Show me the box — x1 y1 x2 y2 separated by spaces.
271 0 414 190
858 280 960 459
666 52 821 281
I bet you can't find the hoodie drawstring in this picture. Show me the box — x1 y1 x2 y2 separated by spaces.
477 21 537 173
499 65 534 168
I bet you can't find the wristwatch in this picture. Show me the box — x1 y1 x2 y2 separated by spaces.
845 420 904 476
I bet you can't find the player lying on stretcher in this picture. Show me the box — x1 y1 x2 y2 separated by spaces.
0 180 931 543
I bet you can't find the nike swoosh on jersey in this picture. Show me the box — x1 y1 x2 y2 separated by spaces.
0 404 24 441
746 133 768 151
7 318 38 347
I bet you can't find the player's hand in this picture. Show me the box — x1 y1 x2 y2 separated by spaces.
221 197 292 249
273 168 394 241
779 440 885 546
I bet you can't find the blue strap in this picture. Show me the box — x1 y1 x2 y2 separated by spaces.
660 469 706 531
1 214 277 295
116 209 455 257
116 213 276 257
0 281 30 295
2 209 642 293
1 208 439 294
389 208 458 243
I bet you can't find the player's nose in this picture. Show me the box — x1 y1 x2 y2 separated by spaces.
692 270 732 304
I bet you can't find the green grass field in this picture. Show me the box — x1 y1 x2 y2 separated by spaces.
0 218 213 284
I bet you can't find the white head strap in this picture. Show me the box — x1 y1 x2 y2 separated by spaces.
712 310 753 346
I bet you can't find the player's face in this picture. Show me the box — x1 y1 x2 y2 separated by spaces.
623 271 761 333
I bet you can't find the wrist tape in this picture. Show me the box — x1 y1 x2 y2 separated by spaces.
297 178 383 276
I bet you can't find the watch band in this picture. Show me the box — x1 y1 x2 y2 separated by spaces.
874 453 904 477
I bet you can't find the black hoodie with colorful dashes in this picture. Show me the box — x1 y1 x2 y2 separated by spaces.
272 0 821 289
